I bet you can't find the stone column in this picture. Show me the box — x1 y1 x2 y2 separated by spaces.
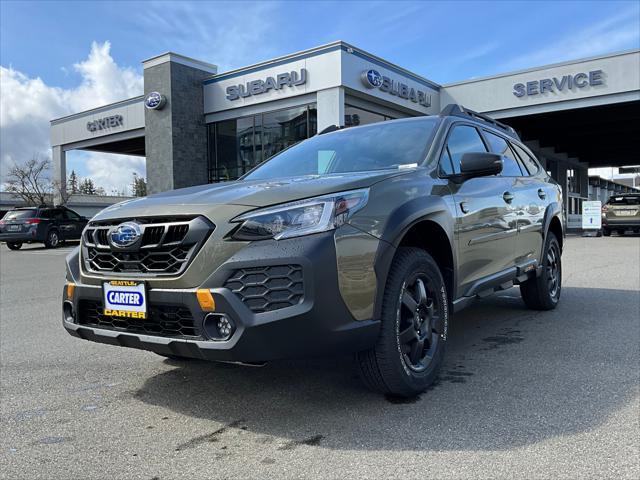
143 54 217 194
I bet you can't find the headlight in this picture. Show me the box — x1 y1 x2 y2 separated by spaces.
231 189 369 241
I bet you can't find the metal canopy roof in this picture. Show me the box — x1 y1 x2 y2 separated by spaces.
502 100 640 168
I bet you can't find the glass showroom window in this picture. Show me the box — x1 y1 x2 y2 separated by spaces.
208 105 317 182
344 105 393 128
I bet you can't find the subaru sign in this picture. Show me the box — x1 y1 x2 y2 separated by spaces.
226 69 307 101
144 91 166 110
363 69 383 88
361 69 432 107
109 222 142 249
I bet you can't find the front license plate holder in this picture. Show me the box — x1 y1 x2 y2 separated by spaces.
103 280 147 319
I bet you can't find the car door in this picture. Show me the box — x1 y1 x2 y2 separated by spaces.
482 130 541 268
61 208 86 240
510 142 547 264
42 208 65 236
442 124 518 296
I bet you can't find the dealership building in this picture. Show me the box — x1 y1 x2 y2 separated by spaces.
50 42 640 227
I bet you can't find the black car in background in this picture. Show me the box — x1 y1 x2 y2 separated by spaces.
0 206 88 250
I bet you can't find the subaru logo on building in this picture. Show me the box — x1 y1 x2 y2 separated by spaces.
363 69 383 88
144 91 166 110
360 69 432 107
109 222 142 248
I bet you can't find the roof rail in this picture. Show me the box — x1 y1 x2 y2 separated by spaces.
440 104 519 139
317 124 344 135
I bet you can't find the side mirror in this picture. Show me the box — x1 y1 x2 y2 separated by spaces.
454 152 502 182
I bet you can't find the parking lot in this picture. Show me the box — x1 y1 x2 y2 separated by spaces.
0 236 638 479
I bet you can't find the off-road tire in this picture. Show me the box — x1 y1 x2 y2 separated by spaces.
520 232 562 310
356 247 449 397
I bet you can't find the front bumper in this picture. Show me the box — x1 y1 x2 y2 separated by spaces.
63 231 381 362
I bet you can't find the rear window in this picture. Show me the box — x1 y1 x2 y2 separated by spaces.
3 209 36 220
511 143 540 175
608 196 640 205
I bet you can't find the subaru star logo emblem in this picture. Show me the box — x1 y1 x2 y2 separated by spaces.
109 222 142 248
144 91 166 110
362 69 383 88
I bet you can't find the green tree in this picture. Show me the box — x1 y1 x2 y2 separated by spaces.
131 172 147 197
67 170 79 194
79 178 97 195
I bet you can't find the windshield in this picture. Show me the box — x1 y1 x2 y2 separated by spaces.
3 209 36 220
608 195 640 205
243 118 439 181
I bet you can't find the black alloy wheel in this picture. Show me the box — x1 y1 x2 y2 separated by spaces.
356 247 448 397
520 232 562 310
398 274 444 372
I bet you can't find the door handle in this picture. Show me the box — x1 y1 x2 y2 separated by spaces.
503 192 514 203
537 189 547 199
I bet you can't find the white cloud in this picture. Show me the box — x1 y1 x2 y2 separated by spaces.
0 41 143 192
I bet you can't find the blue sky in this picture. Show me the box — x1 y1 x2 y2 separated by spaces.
3 0 639 85
1 0 639 192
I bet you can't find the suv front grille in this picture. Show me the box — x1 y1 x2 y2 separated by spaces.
81 216 214 277
78 300 203 339
224 265 304 313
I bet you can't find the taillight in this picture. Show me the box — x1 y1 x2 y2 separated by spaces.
601 205 609 214
25 218 42 225
0 220 4 226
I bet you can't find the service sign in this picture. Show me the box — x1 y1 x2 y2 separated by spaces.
103 280 147 319
582 201 602 230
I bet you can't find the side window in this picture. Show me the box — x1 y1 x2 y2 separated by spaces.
445 125 487 174
64 209 81 221
511 143 540 175
483 131 524 177
49 209 64 220
439 148 454 176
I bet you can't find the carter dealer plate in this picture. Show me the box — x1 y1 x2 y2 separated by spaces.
103 280 147 319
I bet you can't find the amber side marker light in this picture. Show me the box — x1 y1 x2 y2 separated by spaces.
66 283 76 300
196 289 216 311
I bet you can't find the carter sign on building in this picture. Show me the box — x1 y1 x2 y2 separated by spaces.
86 115 124 132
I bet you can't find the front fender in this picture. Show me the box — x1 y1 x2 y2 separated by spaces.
349 174 457 321
542 201 564 253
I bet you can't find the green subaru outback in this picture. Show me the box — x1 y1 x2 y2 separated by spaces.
63 105 564 397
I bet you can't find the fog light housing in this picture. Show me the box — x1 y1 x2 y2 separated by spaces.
63 300 75 323
203 313 236 341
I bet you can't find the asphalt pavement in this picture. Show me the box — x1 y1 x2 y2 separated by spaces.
1 236 639 479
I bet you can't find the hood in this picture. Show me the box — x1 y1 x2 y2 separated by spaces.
93 170 412 221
